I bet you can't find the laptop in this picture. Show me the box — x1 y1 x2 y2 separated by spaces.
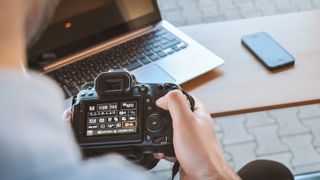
28 0 224 98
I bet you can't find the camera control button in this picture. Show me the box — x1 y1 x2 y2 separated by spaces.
172 85 179 89
99 124 106 129
128 116 137 121
121 102 137 109
165 83 178 90
88 125 98 129
153 136 169 144
88 118 97 124
98 118 105 123
128 110 137 115
146 135 151 141
164 83 171 89
80 91 86 97
88 91 94 96
118 110 128 116
145 96 152 103
139 85 148 92
157 85 164 90
88 106 96 111
87 130 93 136
147 106 152 111
146 114 165 133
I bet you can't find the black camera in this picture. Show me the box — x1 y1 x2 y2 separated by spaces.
71 71 194 168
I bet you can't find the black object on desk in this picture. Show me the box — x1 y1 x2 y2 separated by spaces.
242 32 295 70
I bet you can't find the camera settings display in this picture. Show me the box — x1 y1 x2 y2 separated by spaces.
86 101 138 137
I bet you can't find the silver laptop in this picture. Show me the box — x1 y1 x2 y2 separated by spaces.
28 0 224 98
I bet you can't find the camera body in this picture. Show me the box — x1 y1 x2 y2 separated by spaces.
72 71 183 158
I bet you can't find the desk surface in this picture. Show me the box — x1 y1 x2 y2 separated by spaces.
180 10 320 117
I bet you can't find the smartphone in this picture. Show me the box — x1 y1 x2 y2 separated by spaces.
241 32 295 70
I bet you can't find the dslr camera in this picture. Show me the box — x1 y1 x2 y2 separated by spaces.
71 71 194 168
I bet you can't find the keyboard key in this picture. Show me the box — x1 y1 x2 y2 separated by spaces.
161 43 171 49
145 51 153 56
167 49 174 54
160 39 169 45
146 39 155 45
162 34 176 41
169 39 181 47
157 51 167 57
172 46 180 52
120 60 129 66
112 64 120 69
155 36 162 41
180 44 187 49
149 54 159 61
144 46 152 51
155 29 166 36
153 47 162 53
152 42 161 48
140 57 151 64
125 61 143 71
128 57 138 62
145 35 154 40
137 55 145 59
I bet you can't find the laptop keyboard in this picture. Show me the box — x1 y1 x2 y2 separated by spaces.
48 28 188 98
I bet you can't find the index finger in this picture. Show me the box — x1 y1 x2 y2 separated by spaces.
156 90 195 129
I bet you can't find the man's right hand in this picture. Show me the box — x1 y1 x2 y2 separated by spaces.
155 90 240 180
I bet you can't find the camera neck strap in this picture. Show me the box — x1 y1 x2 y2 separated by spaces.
171 161 180 180
182 90 195 111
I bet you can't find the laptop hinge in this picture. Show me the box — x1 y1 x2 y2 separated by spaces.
43 25 155 73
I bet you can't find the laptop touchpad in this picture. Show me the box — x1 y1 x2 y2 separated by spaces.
134 65 176 83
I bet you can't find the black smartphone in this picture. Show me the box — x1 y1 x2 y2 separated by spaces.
241 32 295 70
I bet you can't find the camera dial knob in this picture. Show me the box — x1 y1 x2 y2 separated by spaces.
146 114 165 133
164 83 179 90
139 85 148 92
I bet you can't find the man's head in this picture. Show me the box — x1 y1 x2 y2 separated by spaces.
24 0 60 47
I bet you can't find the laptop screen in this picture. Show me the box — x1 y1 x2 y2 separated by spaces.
28 0 161 68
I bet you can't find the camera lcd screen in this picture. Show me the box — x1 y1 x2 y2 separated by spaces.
86 100 138 137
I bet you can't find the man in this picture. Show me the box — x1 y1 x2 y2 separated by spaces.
0 0 293 179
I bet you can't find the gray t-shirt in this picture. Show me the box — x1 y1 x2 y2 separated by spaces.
0 69 155 180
